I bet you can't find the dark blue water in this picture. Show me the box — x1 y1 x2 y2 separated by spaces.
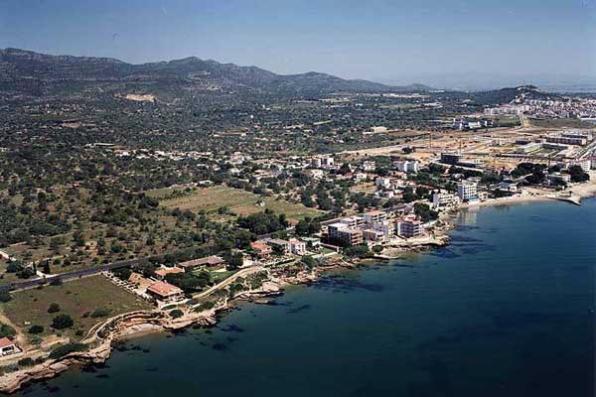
15 200 596 397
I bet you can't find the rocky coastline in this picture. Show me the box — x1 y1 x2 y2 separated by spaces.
1 187 594 394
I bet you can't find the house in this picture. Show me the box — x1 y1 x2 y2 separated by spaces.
362 161 376 172
250 240 272 257
263 238 290 254
307 169 324 179
154 266 184 280
178 255 226 271
147 281 184 303
288 238 307 255
0 338 19 356
494 182 519 193
128 272 153 290
375 177 392 189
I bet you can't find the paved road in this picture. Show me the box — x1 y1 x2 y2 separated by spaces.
1 257 150 292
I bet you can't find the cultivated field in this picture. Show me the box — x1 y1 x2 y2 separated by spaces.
153 185 323 222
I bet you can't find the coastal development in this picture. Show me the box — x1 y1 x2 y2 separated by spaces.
0 49 595 393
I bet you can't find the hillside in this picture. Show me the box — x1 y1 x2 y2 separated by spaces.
0 48 430 100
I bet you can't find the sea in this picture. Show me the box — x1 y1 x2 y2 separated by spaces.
13 199 596 397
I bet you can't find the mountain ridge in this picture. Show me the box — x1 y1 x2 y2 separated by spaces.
0 48 432 99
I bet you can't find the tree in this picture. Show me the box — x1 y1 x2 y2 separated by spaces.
28 325 44 334
51 314 74 330
41 260 51 274
414 203 438 223
47 303 61 313
0 290 11 303
568 165 589 183
225 251 244 270
0 323 16 338
169 309 184 319
301 255 316 268
344 244 370 258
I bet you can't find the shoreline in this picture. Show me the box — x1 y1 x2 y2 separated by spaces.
1 184 594 393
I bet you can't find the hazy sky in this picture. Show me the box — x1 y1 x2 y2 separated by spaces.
1 0 595 88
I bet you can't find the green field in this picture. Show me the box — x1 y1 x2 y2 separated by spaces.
151 185 323 222
1 276 151 341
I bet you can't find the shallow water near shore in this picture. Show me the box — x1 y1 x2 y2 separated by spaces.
13 199 596 397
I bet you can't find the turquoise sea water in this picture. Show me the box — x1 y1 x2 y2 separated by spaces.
13 199 596 397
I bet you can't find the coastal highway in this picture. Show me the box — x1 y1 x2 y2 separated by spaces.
1 257 150 293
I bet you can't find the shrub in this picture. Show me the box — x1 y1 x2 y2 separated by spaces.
48 343 87 360
28 325 44 334
195 301 215 312
90 308 111 318
169 309 184 319
0 290 11 303
17 358 34 367
47 303 61 313
51 314 74 330
0 323 16 338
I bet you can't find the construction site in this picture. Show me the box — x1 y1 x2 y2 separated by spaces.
342 121 596 172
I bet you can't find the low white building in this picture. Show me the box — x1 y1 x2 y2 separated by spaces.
375 177 392 189
289 238 307 256
362 161 376 172
432 190 460 208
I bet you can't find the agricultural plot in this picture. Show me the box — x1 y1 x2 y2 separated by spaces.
154 185 322 222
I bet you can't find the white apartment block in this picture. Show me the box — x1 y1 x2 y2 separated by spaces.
432 190 460 208
457 180 478 202
393 160 419 173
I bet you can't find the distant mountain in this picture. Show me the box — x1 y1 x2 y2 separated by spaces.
468 85 561 105
0 48 431 99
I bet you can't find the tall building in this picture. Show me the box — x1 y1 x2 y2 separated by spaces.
440 152 462 165
457 180 478 202
327 223 364 246
397 216 423 238
393 160 419 173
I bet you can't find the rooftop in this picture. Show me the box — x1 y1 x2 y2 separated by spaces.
147 281 184 298
179 255 225 268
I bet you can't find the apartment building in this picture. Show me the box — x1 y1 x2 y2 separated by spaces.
432 190 460 208
327 223 364 246
457 180 478 202
396 216 423 238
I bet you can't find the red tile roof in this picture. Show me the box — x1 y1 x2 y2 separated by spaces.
0 337 15 349
155 267 184 277
147 281 183 298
